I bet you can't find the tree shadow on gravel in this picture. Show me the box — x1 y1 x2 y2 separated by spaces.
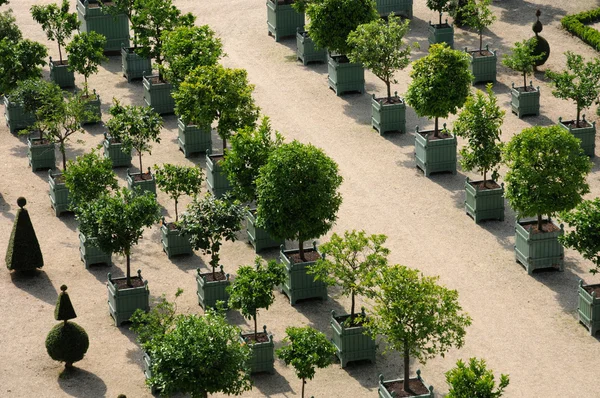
57 367 107 398
252 368 294 397
493 0 566 27
10 270 57 305
531 261 586 318
0 193 15 222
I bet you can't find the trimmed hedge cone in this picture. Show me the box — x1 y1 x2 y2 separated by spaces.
5 197 43 272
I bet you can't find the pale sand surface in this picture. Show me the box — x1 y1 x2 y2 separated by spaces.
1 0 600 397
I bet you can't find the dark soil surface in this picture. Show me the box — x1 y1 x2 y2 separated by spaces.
376 97 404 105
521 220 560 234
469 180 501 190
583 284 600 298
418 130 453 140
32 139 51 145
561 120 593 129
53 174 65 184
113 276 144 289
335 314 366 327
200 270 227 282
469 49 493 57
287 249 320 264
133 172 153 181
383 379 430 397
242 332 270 344
514 86 538 93
165 222 180 231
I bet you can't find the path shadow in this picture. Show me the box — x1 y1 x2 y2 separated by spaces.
57 367 107 398
10 269 57 305
494 0 566 27
0 193 15 222
252 368 294 397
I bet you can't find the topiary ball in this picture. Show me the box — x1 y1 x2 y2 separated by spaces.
17 197 26 208
45 321 89 368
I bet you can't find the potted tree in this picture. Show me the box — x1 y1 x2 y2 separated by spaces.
221 117 284 252
76 187 161 325
292 0 326 65
308 230 389 367
63 150 118 268
304 0 378 96
174 64 259 198
179 194 245 309
426 0 453 48
5 197 44 272
276 326 336 398
77 0 129 54
375 0 413 18
347 15 416 135
503 125 591 274
461 0 497 84
255 141 343 305
227 257 286 374
367 264 472 398
546 52 600 157
4 78 51 135
454 84 505 223
502 38 545 118
104 100 162 194
30 0 79 88
267 0 305 42
405 43 472 176
154 163 204 258
445 358 510 397
559 198 600 335
65 31 108 125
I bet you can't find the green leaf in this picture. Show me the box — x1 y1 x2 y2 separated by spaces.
65 31 108 96
446 357 510 398
153 163 203 222
559 198 600 274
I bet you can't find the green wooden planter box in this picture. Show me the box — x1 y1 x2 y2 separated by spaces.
79 231 111 268
296 30 327 65
267 0 305 42
127 168 156 196
206 153 231 198
327 54 365 96
49 58 75 89
177 118 212 158
515 219 564 274
371 94 406 135
142 351 158 394
378 371 434 398
331 309 376 368
558 116 596 157
196 267 230 309
121 47 152 82
240 326 275 374
77 0 130 53
467 46 497 84
28 137 56 172
48 170 71 217
4 96 35 134
280 243 328 305
103 133 132 168
375 0 413 18
428 21 454 48
464 178 504 223
414 127 457 176
246 208 284 253
81 92 102 125
143 75 175 115
160 221 193 258
511 83 540 118
107 270 150 326
578 280 600 336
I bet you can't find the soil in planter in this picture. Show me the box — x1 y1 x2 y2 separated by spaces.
210 154 225 164
32 139 52 146
331 55 351 63
276 0 295 4
515 86 537 93
384 379 430 397
376 97 403 105
113 276 145 289
242 332 270 344
165 222 181 231
432 22 452 29
52 174 66 183
418 131 452 140
287 249 320 264
53 60 69 66
335 314 365 327
562 120 593 129
583 284 600 297
200 270 227 282
469 180 500 190
133 172 153 182
520 220 560 234
148 76 168 84
469 50 493 57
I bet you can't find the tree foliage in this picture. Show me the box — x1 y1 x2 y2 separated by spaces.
65 31 108 96
453 84 504 184
559 198 600 274
502 38 545 90
460 0 496 52
445 357 510 398
0 7 22 43
30 0 78 63
54 285 77 322
45 321 89 368
503 125 591 230
0 39 47 96
427 0 451 24
154 163 203 222
130 289 183 351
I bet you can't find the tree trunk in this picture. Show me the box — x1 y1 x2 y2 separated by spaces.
58 45 63 64
483 169 487 188
350 291 355 320
537 214 543 231
386 80 391 102
403 346 411 393
301 378 306 398
298 239 305 262
576 106 581 128
61 144 67 172
126 252 131 287
254 314 258 341
439 12 442 25
434 116 439 138
138 152 143 173
84 75 88 97
523 72 527 91
479 31 483 53
174 198 178 222
222 137 227 153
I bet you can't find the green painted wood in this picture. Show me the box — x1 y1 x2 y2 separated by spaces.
160 222 193 258
81 93 102 125
511 84 540 118
196 267 230 309
558 117 596 157
515 220 564 274
28 137 56 172
127 169 156 196
428 22 454 48
142 351 158 394
103 133 132 168
107 271 150 326
578 281 600 336
375 0 413 18
77 0 130 53
121 47 152 82
79 231 111 268
3 96 35 134
371 94 406 135
464 178 505 223
378 371 434 398
267 0 305 42
327 55 365 96
240 327 275 374
206 153 232 198
177 118 212 158
49 59 75 88
48 170 71 217
331 310 376 368
143 75 175 115
414 128 457 176
246 208 284 253
296 30 327 65
468 46 497 84
280 243 328 305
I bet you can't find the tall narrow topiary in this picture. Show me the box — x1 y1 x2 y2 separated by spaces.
5 197 43 272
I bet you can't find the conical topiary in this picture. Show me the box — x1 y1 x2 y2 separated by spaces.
45 285 89 368
5 197 43 271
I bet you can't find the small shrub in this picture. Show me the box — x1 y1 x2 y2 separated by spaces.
445 357 509 398
561 8 600 52
45 322 89 368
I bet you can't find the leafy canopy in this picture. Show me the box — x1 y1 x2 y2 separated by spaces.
453 84 504 183
445 357 510 398
30 0 78 63
427 0 451 15
503 125 591 223
154 163 203 222
65 31 108 96
0 7 22 43
559 198 600 274
461 0 496 52
221 116 284 203
130 289 183 351
502 38 545 89
0 39 47 96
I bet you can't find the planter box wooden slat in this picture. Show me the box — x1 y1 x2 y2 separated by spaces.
428 22 454 48
246 208 284 253
511 83 540 118
578 281 600 336
241 326 275 374
48 170 71 217
49 59 75 89
77 0 129 53
4 96 35 134
206 153 231 198
177 118 212 158
467 46 497 84
414 128 457 176
464 178 504 223
143 75 175 115
267 0 305 42
331 310 376 368
296 30 327 65
376 0 413 18
280 243 328 305
81 93 102 125
371 94 406 135
28 137 56 172
327 54 365 96
107 271 150 326
558 117 596 157
515 220 564 274
378 371 434 398
121 47 152 82
79 231 111 268
126 168 156 196
196 267 230 309
160 222 193 258
103 133 132 168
